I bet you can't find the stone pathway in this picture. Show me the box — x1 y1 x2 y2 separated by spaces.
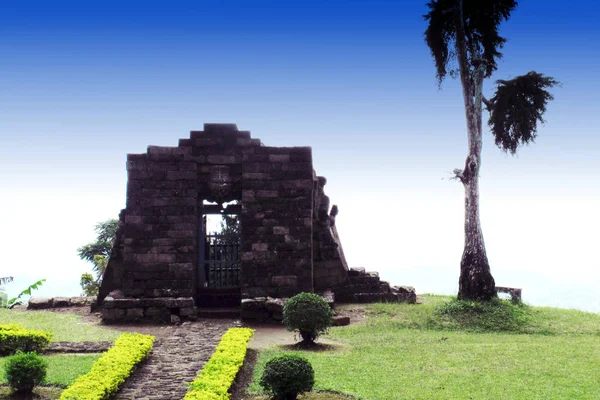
115 319 236 400
46 341 113 353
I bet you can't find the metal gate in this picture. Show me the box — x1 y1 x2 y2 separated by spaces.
204 233 241 288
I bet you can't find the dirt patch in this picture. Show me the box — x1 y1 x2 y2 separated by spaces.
333 304 367 325
230 348 259 400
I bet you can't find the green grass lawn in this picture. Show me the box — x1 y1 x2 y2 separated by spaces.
0 309 121 342
250 296 600 400
0 354 101 388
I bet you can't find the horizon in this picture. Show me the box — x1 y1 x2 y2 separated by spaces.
1 1 599 312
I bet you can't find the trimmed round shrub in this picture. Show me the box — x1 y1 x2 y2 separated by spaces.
4 351 47 393
283 292 333 344
260 354 314 400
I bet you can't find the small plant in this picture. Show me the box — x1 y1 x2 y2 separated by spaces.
4 351 48 393
283 292 333 344
0 324 52 355
80 272 100 297
260 354 314 400
6 278 46 308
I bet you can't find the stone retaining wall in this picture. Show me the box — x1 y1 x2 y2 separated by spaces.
28 296 97 310
101 296 197 324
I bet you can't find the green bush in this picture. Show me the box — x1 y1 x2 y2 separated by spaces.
0 324 52 355
260 354 314 400
59 332 154 400
80 272 100 297
4 351 48 393
184 327 254 400
283 292 333 344
0 287 7 308
435 297 529 332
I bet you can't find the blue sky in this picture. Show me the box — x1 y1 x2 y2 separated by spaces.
1 1 599 311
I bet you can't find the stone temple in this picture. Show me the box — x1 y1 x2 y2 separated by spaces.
98 124 415 323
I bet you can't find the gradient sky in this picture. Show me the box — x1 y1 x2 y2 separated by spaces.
1 1 599 311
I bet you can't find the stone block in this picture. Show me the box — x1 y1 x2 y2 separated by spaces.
241 287 268 298
252 243 269 252
392 286 416 294
273 226 289 235
179 307 196 317
271 275 297 287
69 297 87 306
125 308 144 319
27 297 53 310
264 298 286 313
348 267 365 276
52 297 71 307
241 298 266 312
101 308 125 321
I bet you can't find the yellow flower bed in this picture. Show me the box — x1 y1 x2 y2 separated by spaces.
59 332 154 400
0 323 52 355
183 327 254 400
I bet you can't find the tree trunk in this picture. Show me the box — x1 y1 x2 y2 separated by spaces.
454 0 497 301
457 156 496 301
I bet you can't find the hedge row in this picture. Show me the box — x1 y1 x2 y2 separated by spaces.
183 327 254 400
0 324 52 355
59 332 154 400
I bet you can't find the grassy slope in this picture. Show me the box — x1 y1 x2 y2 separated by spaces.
0 354 101 387
0 309 118 396
250 296 600 400
0 309 121 342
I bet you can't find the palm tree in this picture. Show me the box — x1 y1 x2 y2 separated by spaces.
424 0 558 300
0 276 13 286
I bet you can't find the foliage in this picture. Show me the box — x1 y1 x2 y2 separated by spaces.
6 278 46 308
80 272 100 297
0 354 101 388
0 324 52 356
77 219 118 278
0 278 12 308
283 293 333 344
260 354 314 400
488 71 560 153
0 277 13 286
424 0 517 85
59 332 154 400
434 297 529 332
250 297 600 399
219 214 240 238
184 327 254 400
0 309 120 342
424 1 558 300
4 351 48 393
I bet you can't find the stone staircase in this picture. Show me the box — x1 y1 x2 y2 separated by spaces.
334 267 416 303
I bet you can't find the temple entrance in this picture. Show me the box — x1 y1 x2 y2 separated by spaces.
197 201 242 307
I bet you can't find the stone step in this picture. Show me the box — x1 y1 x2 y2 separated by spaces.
348 267 366 276
353 292 417 304
196 290 241 307
349 275 380 285
379 281 391 293
196 307 241 318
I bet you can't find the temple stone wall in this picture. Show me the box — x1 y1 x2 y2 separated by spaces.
98 124 410 324
99 124 343 322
